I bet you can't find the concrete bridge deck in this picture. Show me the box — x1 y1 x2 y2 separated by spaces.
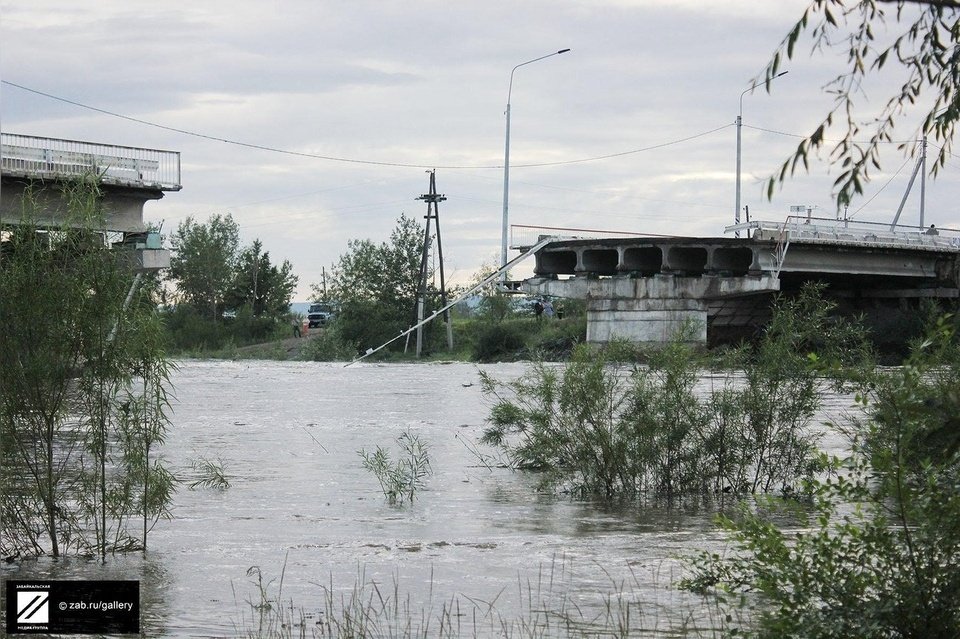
1 133 180 272
520 219 960 345
1 133 181 233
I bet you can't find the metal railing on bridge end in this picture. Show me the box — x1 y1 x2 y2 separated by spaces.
727 217 960 252
1 133 181 191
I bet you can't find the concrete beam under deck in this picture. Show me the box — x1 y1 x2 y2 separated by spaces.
523 234 960 346
777 243 945 279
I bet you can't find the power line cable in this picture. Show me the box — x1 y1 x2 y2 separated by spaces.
513 124 733 166
849 155 912 219
743 123 915 146
1 80 451 168
2 79 730 170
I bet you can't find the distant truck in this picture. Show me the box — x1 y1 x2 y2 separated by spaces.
307 302 335 328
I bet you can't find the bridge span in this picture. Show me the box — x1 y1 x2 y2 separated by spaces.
1 133 180 272
518 218 960 345
1 133 181 233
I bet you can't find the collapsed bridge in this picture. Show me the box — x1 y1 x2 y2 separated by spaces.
518 219 960 345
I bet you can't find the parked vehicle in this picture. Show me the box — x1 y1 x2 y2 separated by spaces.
307 302 335 328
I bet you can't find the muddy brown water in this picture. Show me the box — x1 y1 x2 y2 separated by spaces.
2 360 856 636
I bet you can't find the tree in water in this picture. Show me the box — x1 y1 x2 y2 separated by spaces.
0 180 176 558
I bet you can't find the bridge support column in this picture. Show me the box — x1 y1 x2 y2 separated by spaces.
587 296 706 344
524 274 779 346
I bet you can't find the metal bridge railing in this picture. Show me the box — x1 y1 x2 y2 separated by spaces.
0 133 181 191
727 217 960 252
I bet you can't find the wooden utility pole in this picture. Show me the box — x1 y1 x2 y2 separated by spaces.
411 170 452 357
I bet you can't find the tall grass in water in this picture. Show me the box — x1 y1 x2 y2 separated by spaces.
234 558 736 638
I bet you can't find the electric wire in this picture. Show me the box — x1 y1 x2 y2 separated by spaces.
9 80 955 231
509 124 733 166
2 79 728 170
849 155 913 219
742 123 914 145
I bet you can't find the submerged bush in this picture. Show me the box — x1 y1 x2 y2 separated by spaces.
481 341 640 497
359 432 432 504
480 286 869 501
0 182 176 558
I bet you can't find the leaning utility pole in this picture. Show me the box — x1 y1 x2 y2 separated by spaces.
410 170 453 357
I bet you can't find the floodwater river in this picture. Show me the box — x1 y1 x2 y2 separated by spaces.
2 360 855 637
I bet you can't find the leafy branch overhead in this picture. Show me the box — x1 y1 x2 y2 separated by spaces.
764 0 960 207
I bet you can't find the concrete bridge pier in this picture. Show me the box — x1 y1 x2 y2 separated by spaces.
524 273 780 346
587 295 708 344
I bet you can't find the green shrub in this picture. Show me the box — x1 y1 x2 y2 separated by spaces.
163 305 230 352
301 328 357 362
163 305 288 354
358 432 432 504
481 338 714 498
526 315 587 360
682 315 960 638
472 319 529 362
480 286 870 501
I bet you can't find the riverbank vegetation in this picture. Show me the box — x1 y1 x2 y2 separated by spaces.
162 213 299 354
0 182 176 559
475 285 960 637
681 313 960 638
159 211 591 363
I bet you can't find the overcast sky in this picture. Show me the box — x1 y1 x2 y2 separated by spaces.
2 1 957 300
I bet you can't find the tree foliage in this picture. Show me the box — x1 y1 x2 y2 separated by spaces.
165 215 299 351
168 213 240 320
225 239 298 319
765 0 960 207
683 314 960 638
318 213 427 351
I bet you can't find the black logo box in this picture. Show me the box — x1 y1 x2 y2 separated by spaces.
6 580 139 635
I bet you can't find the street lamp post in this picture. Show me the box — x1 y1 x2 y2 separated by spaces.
735 71 788 237
500 48 570 281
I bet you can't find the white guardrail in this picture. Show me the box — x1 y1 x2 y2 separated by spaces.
0 133 181 191
727 216 960 252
